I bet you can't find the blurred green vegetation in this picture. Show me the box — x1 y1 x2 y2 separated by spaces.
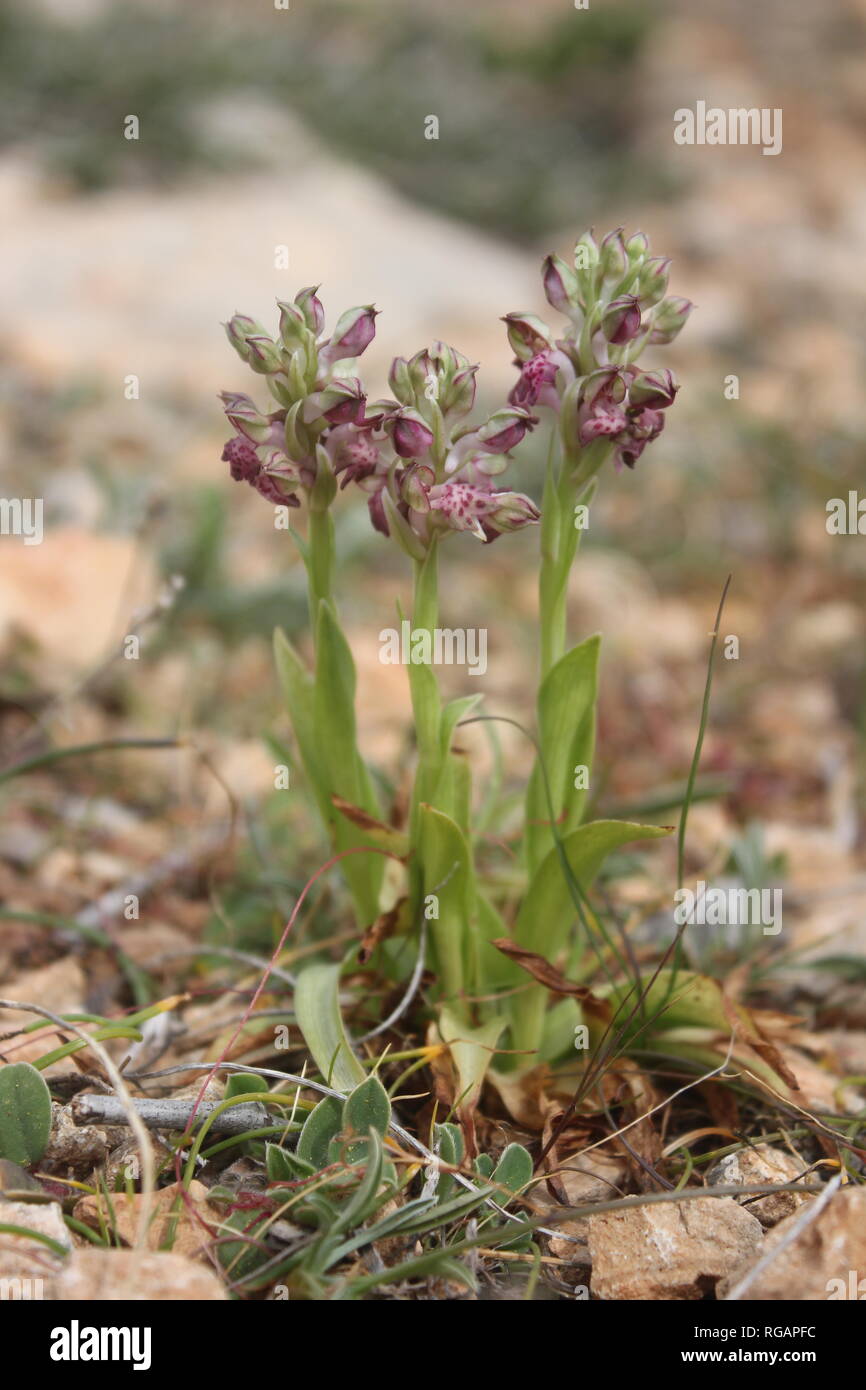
0 0 658 240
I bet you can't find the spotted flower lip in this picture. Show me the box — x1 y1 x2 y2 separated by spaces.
509 350 566 410
221 434 303 505
325 420 384 488
427 480 540 542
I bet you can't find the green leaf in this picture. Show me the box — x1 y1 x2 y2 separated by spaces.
603 969 730 1037
217 1209 271 1281
0 1062 52 1166
273 627 330 821
225 1074 269 1100
439 693 483 762
419 804 476 1001
313 602 383 922
266 1142 314 1183
474 1154 494 1179
438 1006 504 1126
515 819 672 962
344 1074 391 1144
331 1129 386 1237
487 1142 534 1250
296 1095 345 1169
525 635 600 875
432 1121 464 1204
491 1142 533 1195
294 960 366 1094
331 796 409 857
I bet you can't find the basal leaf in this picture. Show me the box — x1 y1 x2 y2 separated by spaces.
294 960 366 1094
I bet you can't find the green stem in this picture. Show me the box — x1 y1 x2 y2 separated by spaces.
538 431 582 678
306 506 336 620
408 544 442 832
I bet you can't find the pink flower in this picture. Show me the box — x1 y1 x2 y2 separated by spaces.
319 305 379 365
509 350 568 410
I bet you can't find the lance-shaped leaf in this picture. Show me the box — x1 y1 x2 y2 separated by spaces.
516 819 672 962
507 820 671 1061
438 1005 504 1157
418 804 476 1002
273 628 330 822
314 601 383 923
296 1095 346 1169
294 960 366 1094
524 635 600 876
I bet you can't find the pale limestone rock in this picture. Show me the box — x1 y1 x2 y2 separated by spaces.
588 1196 763 1300
706 1144 809 1227
719 1185 866 1301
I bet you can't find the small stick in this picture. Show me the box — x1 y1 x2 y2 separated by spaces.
71 1094 271 1137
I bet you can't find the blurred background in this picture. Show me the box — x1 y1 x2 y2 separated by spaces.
1 0 865 1017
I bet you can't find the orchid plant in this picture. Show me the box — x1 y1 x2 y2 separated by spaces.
219 230 694 1135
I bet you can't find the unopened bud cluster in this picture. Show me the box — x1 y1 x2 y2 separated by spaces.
507 228 692 471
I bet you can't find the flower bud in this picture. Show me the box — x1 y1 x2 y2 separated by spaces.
245 334 284 375
600 227 628 280
389 407 435 459
484 489 541 535
277 301 309 352
320 305 378 364
542 254 580 315
476 407 532 454
600 295 642 345
224 313 269 363
302 377 366 426
388 355 415 406
573 230 600 302
219 391 276 445
625 231 649 263
649 296 694 345
628 368 679 409
294 285 325 336
637 257 671 308
443 364 478 418
502 312 554 362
